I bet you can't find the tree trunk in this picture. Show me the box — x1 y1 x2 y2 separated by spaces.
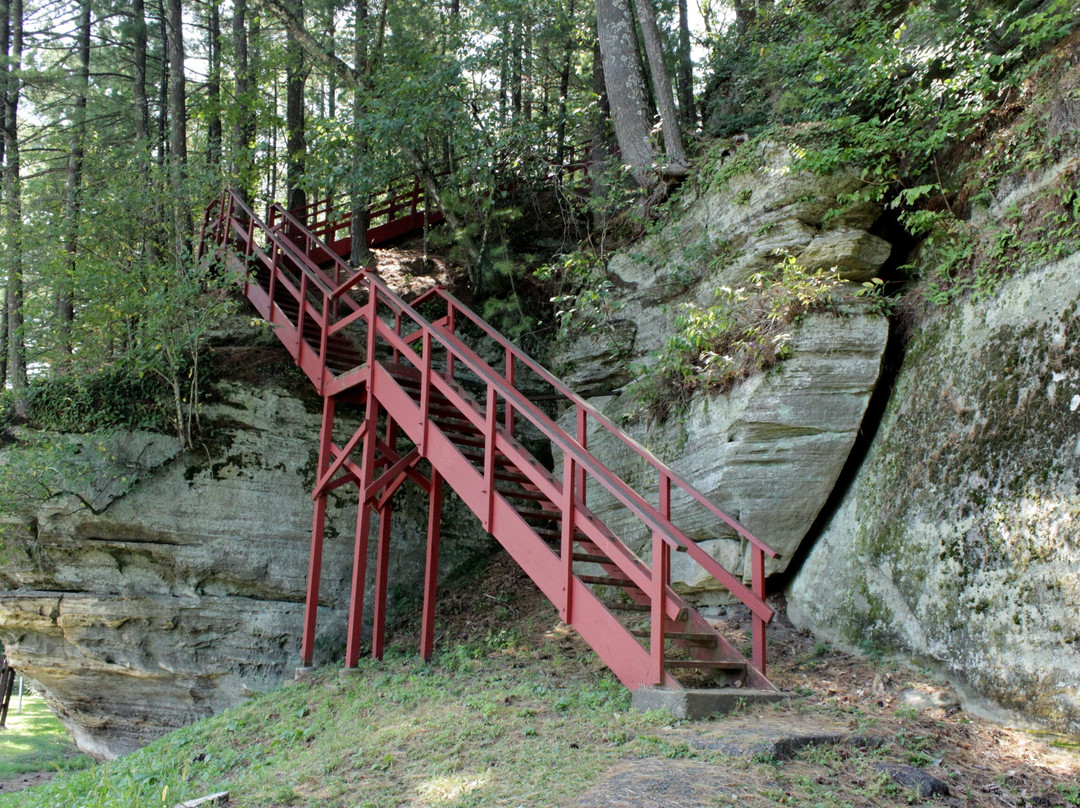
349 0 372 268
0 0 9 387
676 0 695 127
631 0 686 171
132 0 150 143
207 2 222 168
58 0 91 362
166 0 191 256
3 0 25 393
233 0 257 208
157 1 168 167
555 0 576 167
595 0 655 186
286 0 307 213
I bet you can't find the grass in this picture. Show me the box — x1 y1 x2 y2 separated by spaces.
0 633 674 808
0 563 1077 808
0 693 89 780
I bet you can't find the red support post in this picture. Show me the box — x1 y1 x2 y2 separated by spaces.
575 408 588 507
752 548 767 675
650 529 670 686
344 420 376 669
300 395 336 667
420 331 432 454
504 351 515 434
419 468 444 661
371 502 393 660
559 452 576 623
483 383 498 531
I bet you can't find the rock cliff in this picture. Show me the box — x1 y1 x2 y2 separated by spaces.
788 210 1080 734
557 141 892 595
0 343 492 758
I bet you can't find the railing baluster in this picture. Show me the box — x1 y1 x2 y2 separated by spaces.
576 407 587 507
752 548 766 675
420 331 432 454
560 452 576 623
504 351 515 435
483 382 498 531
650 529 670 686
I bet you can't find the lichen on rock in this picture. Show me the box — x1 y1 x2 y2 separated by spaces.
788 250 1080 734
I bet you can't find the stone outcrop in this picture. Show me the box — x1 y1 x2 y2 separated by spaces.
556 140 892 596
0 346 492 758
788 246 1080 734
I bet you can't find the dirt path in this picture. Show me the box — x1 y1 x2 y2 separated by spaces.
422 555 1080 808
0 771 57 795
570 600 1080 807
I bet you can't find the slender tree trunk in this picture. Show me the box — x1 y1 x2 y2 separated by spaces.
166 0 191 256
631 0 686 170
555 0 576 167
207 2 222 168
58 0 91 362
233 0 257 209
132 0 150 143
349 0 372 268
676 0 695 127
0 0 9 387
4 0 25 393
511 18 522 119
286 0 307 213
595 0 655 186
157 1 168 167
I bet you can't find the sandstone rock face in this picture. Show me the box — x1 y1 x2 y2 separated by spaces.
555 141 892 596
0 361 492 758
788 249 1080 734
559 312 888 599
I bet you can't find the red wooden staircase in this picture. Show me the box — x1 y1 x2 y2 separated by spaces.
199 187 780 697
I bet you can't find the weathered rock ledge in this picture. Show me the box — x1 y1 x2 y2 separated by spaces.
0 355 491 758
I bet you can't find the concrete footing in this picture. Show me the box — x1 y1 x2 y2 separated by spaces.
293 667 318 683
631 687 789 720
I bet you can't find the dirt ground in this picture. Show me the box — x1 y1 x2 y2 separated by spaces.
0 771 57 795
421 553 1080 808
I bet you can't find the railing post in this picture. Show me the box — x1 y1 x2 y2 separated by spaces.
420 330 432 454
446 303 456 379
650 529 670 686
296 273 310 367
268 242 280 324
560 452 576 623
504 351 515 435
483 383 498 531
752 547 767 675
319 290 330 394
575 408 587 507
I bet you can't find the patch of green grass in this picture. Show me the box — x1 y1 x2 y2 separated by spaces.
0 694 89 779
0 645 668 808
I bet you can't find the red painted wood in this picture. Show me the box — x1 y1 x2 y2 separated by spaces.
203 186 780 693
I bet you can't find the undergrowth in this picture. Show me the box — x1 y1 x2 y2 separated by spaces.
629 258 882 419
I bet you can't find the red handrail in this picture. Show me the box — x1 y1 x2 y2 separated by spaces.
208 186 779 676
266 198 778 620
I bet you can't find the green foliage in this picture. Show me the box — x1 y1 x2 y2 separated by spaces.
700 0 1078 306
11 368 178 435
630 256 844 417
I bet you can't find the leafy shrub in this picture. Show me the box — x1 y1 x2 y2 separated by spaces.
630 256 844 418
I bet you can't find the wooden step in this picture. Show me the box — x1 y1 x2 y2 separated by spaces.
631 630 718 647
571 552 611 564
663 659 746 672
578 575 639 588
